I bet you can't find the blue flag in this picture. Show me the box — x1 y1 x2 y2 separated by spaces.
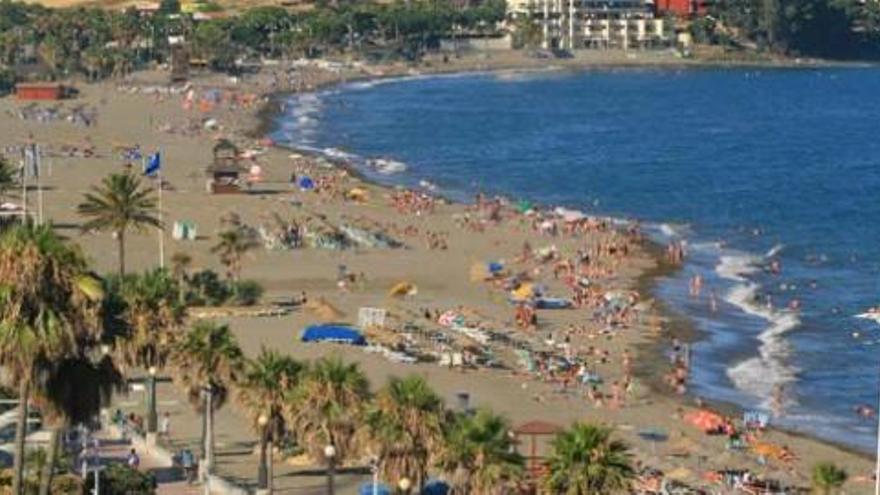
144 152 161 177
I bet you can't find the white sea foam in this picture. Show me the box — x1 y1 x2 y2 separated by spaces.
719 251 801 409
716 253 762 282
368 158 408 175
766 243 785 258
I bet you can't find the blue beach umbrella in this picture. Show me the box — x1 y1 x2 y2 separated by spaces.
298 176 315 190
422 479 450 495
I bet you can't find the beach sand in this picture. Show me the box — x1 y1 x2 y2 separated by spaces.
0 51 874 494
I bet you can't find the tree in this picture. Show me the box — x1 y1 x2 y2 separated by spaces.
159 0 181 15
211 225 258 283
34 355 124 495
285 356 370 463
0 224 103 495
170 251 192 306
367 375 446 490
110 269 184 434
237 349 303 491
437 409 524 495
544 423 634 495
77 172 161 278
170 321 244 476
0 156 17 198
811 462 847 495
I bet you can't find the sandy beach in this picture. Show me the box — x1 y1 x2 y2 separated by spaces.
1 50 875 494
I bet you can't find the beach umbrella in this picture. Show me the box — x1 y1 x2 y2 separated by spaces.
516 200 533 213
298 176 315 190
422 479 450 495
388 281 418 298
511 283 535 301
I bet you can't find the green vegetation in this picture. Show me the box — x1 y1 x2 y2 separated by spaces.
77 172 161 278
700 0 880 59
544 423 634 494
0 224 105 495
811 462 847 494
0 0 506 85
170 320 245 476
84 463 156 494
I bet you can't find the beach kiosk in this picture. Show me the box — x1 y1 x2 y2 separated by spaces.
205 139 246 194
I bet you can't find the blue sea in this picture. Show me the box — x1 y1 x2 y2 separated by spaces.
271 66 880 452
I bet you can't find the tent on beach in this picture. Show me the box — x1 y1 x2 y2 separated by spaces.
301 325 367 346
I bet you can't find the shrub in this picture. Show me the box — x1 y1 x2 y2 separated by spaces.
50 474 83 495
231 279 263 306
84 463 155 495
811 462 847 495
186 269 231 306
0 67 15 97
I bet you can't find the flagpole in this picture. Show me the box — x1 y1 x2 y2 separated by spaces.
157 151 165 270
20 149 27 224
36 145 43 226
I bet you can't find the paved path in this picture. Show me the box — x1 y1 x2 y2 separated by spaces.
93 431 204 495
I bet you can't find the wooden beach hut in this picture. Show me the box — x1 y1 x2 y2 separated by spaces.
15 82 69 101
205 139 247 194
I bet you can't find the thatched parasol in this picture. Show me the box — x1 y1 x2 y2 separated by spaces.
306 298 346 322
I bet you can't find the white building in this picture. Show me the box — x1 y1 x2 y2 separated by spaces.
508 0 668 50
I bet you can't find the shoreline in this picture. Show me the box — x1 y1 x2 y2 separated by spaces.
254 56 876 461
2 50 875 492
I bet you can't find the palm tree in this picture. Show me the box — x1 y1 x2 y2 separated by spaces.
0 224 103 495
437 409 524 495
811 462 847 495
544 423 634 495
34 355 124 495
237 349 303 492
210 226 258 283
170 251 193 306
77 172 161 278
367 375 446 490
170 321 244 476
285 356 370 464
111 268 184 434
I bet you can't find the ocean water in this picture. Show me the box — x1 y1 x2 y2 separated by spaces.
271 67 880 452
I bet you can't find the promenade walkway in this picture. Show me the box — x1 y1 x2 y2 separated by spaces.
92 429 203 495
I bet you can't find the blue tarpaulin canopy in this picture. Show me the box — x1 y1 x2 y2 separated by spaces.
301 325 367 346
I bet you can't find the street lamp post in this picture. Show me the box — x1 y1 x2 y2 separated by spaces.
147 366 158 434
257 414 269 492
370 457 379 495
324 444 337 495
398 477 412 495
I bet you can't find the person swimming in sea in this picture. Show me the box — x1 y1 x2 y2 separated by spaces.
855 404 876 419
